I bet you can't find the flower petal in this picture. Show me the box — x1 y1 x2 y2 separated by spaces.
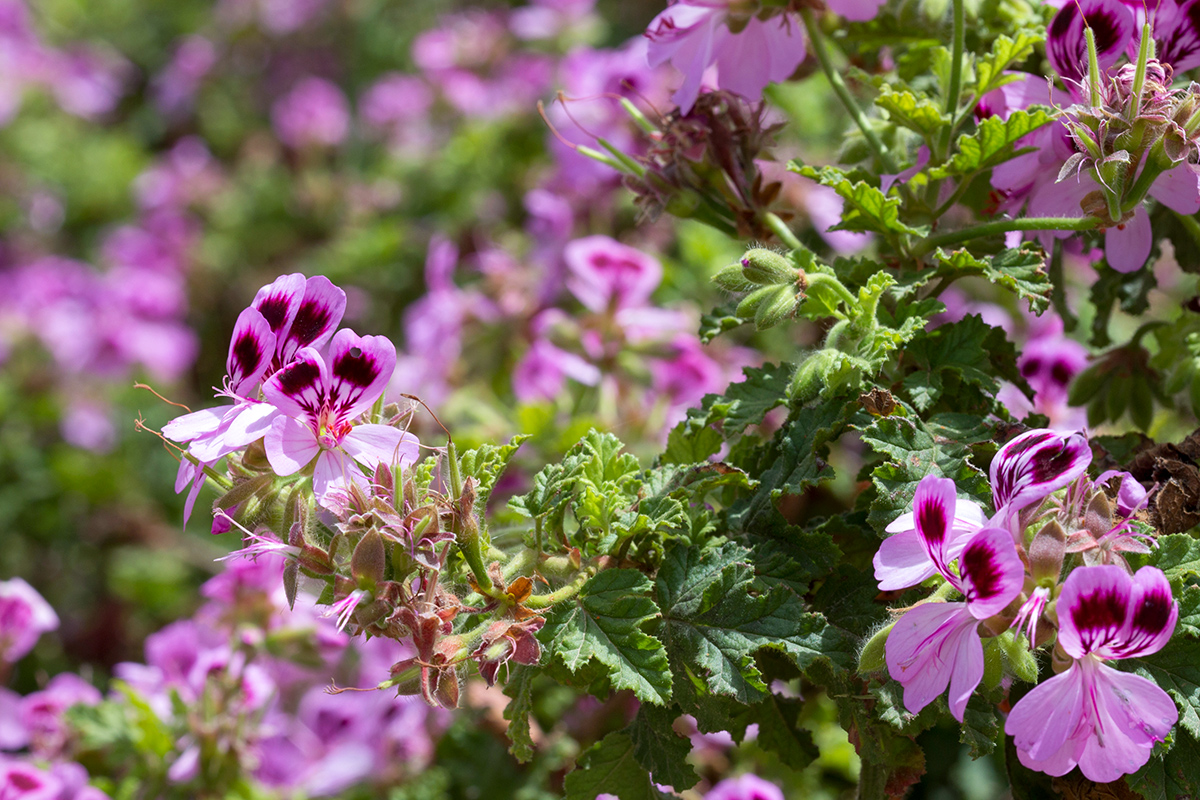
959 526 1025 619
252 273 305 342
885 602 976 716
1109 566 1177 659
911 474 960 581
340 425 420 471
326 330 396 422
1058 564 1132 659
1076 663 1178 782
225 307 276 397
990 429 1091 519
946 617 985 722
220 401 282 450
262 347 328 423
1146 0 1200 72
1104 207 1152 274
264 414 320 477
278 275 347 365
162 407 226 443
1148 164 1200 215
1006 661 1087 765
313 448 366 512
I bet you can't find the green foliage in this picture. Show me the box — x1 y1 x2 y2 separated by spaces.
875 86 950 140
792 164 929 238
656 542 856 707
502 666 537 763
538 569 673 705
902 315 1014 410
972 29 1044 98
932 247 1052 314
628 704 700 791
930 108 1054 179
564 732 673 800
459 434 530 511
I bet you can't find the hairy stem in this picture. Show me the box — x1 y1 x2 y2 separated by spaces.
937 0 966 157
911 216 1100 258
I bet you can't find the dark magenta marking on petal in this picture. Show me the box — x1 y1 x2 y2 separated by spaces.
289 300 334 348
1075 587 1126 651
916 495 948 547
256 295 291 333
332 348 381 389
1032 444 1083 484
961 540 1002 600
1115 588 1175 655
1003 431 1054 459
277 359 321 398
1158 1 1200 69
1021 358 1041 378
1051 361 1071 387
231 332 265 379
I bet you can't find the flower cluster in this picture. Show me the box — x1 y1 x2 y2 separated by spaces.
875 428 1177 781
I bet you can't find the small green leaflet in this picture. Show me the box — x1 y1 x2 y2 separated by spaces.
502 665 537 763
902 315 1011 411
875 86 950 140
458 434 530 511
934 247 1052 314
538 569 672 705
627 704 699 791
564 732 676 800
1128 534 1200 586
791 164 928 238
656 542 856 705
930 108 1054 179
973 29 1043 98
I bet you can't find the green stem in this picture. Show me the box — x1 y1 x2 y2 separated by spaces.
763 211 803 251
799 8 898 174
1049 239 1077 332
1174 209 1200 249
938 0 966 158
911 216 1100 258
523 568 595 609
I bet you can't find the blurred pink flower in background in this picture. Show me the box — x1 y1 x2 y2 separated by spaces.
272 77 351 149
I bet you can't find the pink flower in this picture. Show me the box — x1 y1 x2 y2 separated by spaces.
989 429 1091 527
564 235 662 313
263 330 420 510
873 475 986 591
885 477 1024 720
644 2 806 114
271 77 350 149
1006 565 1178 781
0 578 58 664
705 773 785 800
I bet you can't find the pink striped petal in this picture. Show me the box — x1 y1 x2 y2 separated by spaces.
1046 0 1133 84
326 329 396 422
959 527 1024 619
162 407 225 443
1057 564 1131 659
219 402 282 450
911 475 960 581
278 275 346 366
225 307 276 397
313 448 366 511
1006 661 1087 763
886 602 980 719
340 425 419 470
263 347 328 423
990 429 1091 518
1109 566 1177 659
252 273 305 342
264 414 320 476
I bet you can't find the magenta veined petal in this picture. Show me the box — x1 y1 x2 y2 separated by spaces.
278 275 347 366
874 485 984 591
312 448 366 512
1104 207 1152 273
1006 660 1088 765
339 425 419 471
219 402 282 451
225 307 276 397
885 601 982 721
264 414 321 476
325 329 396 422
1046 0 1134 84
1058 564 1177 660
162 407 226 444
252 272 305 342
263 347 328 423
911 474 960 580
990 429 1091 517
1143 0 1200 72
958 526 1024 619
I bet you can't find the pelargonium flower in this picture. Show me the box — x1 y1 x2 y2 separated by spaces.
873 474 986 591
990 428 1092 531
564 235 662 313
251 272 347 374
263 330 420 510
1006 565 1178 781
271 76 350 150
704 773 785 800
0 578 58 664
885 477 1024 720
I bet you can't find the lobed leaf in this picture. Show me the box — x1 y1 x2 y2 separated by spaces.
930 108 1054 179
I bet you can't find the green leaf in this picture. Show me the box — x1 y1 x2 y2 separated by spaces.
743 400 853 525
502 665 537 763
1129 534 1200 585
1128 728 1200 800
539 569 672 705
564 732 674 800
792 164 928 238
875 86 950 139
748 527 843 596
509 449 587 519
902 315 1011 411
662 424 723 464
656 543 856 705
931 108 1054 179
858 415 992 531
742 694 819 771
459 434 531 511
934 247 1052 314
1136 640 1200 739
974 29 1044 96
678 362 794 444
699 305 747 344
627 704 700 791
961 695 1001 758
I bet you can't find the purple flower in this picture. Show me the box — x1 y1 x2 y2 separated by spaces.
990 429 1092 526
0 578 58 664
1006 565 1178 781
705 774 784 800
564 235 662 313
152 35 217 115
885 482 1024 720
263 330 419 510
512 337 601 402
0 760 62 800
272 77 350 149
1045 0 1133 84
20 673 101 759
645 2 806 114
873 475 986 591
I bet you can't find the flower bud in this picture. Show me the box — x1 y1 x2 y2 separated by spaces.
1028 519 1066 584
788 349 839 406
740 248 797 285
712 263 757 293
351 529 386 589
857 622 893 674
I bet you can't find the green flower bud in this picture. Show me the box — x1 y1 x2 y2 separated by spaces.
754 285 799 329
788 349 839 405
712 263 757 294
740 248 798 285
857 622 893 674
996 629 1039 684
351 529 386 589
736 284 782 319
